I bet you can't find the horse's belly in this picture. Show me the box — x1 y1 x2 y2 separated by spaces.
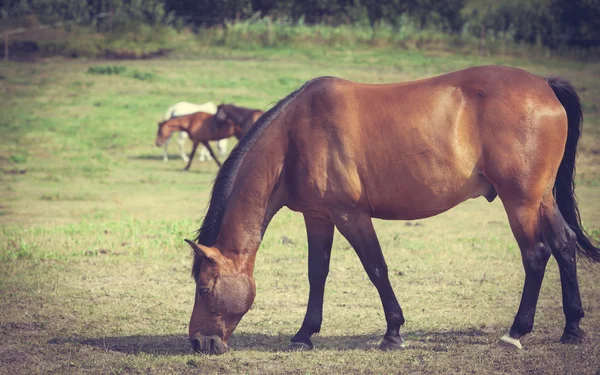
366 168 494 220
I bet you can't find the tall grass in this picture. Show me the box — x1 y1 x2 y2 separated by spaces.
4 16 599 61
3 23 182 59
195 17 599 60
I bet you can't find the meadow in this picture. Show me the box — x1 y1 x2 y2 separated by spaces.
1 45 600 374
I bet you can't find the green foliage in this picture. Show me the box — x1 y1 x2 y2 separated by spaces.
162 0 599 50
0 0 174 28
549 0 600 48
87 65 156 80
9 153 27 163
462 0 600 48
1 0 598 55
87 65 127 75
129 69 156 81
191 17 565 59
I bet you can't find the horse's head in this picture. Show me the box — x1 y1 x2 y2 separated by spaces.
212 104 232 132
155 120 173 147
185 239 256 355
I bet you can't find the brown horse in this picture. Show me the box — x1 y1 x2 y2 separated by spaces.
184 66 600 355
212 104 265 134
155 111 241 170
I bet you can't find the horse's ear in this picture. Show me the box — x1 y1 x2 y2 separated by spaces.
185 239 219 263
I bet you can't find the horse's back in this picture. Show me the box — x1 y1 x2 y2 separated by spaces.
189 112 236 142
283 67 567 219
168 102 218 118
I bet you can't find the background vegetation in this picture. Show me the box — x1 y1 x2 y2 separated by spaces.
1 0 599 60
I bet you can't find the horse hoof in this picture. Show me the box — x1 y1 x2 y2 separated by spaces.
498 334 522 350
288 341 313 351
378 336 406 351
560 327 587 344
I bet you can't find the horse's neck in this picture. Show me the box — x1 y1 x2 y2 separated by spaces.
173 117 190 132
215 126 287 274
229 108 249 124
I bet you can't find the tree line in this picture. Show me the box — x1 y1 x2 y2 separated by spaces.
1 0 598 49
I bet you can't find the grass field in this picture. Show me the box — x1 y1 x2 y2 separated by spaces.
1 46 600 374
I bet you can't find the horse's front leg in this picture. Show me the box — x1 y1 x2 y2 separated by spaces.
333 211 405 350
203 141 222 168
183 142 199 171
177 132 189 162
163 136 170 162
289 215 334 351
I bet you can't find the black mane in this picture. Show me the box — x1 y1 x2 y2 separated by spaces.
191 78 324 281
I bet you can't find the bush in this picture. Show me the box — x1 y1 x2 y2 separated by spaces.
87 65 127 75
86 65 157 81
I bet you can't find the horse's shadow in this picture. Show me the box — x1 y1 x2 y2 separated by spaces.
128 154 180 161
49 328 492 356
127 154 165 161
127 154 220 172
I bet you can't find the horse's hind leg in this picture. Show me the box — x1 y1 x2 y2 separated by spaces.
198 146 210 162
183 142 199 171
218 139 228 157
332 211 405 350
289 215 334 351
499 192 587 349
498 193 553 350
543 200 585 343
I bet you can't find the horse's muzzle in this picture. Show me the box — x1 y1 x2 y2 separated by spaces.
190 333 229 355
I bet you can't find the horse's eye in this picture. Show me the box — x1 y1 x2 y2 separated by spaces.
198 287 210 295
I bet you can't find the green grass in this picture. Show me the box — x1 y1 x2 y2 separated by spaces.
1 46 600 374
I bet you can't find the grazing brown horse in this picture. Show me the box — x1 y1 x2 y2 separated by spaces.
212 104 264 134
184 66 599 355
155 111 241 170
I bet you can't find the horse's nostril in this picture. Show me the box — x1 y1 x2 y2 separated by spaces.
190 337 201 352
190 334 228 355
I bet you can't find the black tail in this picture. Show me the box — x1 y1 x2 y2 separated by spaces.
546 76 600 263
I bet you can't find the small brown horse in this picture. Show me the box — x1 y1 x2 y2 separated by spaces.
155 112 241 170
185 66 599 355
212 104 264 134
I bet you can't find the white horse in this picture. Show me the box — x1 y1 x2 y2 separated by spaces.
162 102 228 162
